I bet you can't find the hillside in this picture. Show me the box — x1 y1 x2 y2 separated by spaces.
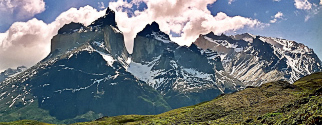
3 72 321 124
75 72 322 124
195 33 322 86
0 7 321 124
0 66 26 83
0 8 171 124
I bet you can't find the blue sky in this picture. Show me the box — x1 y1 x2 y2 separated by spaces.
0 0 321 71
212 0 322 54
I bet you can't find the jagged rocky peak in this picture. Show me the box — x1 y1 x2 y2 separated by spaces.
194 32 322 86
89 7 117 28
231 33 256 42
95 8 128 62
232 33 256 39
188 43 201 54
0 8 169 122
138 21 161 36
58 22 86 34
132 22 176 63
204 32 230 40
46 7 129 64
129 25 242 109
137 21 171 41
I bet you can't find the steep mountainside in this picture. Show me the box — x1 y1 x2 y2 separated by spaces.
27 72 320 125
0 8 170 124
129 22 243 109
195 32 322 86
0 7 322 124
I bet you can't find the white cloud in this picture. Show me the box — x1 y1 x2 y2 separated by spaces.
270 19 277 23
0 5 106 71
0 1 266 71
228 0 235 4
293 0 321 21
270 11 284 23
53 6 106 27
294 0 312 10
0 19 51 72
304 4 320 22
109 0 264 52
273 0 281 2
0 0 45 26
274 12 284 18
98 2 105 9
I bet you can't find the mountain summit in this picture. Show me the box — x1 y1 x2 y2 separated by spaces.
0 9 170 124
89 7 117 28
0 8 321 124
130 22 243 109
195 32 322 86
137 21 171 41
138 21 161 35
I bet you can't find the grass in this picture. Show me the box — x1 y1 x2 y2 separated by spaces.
0 120 52 125
2 72 322 124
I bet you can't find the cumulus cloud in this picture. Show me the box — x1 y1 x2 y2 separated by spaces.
0 0 45 27
109 0 264 52
0 6 106 71
293 0 321 22
294 0 312 10
270 11 283 23
0 1 265 71
52 6 106 27
304 4 320 21
0 19 51 71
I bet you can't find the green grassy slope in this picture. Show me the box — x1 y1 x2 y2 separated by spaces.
73 72 322 125
2 72 322 125
0 120 52 125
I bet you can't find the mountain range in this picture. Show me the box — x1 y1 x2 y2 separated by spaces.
0 66 26 82
0 8 321 124
2 69 322 124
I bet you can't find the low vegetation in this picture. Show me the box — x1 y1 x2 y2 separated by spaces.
1 72 322 124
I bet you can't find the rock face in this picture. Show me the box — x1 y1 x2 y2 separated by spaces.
89 7 117 28
102 26 129 65
0 9 170 124
0 7 321 124
47 8 128 65
194 32 322 86
57 22 86 35
73 72 322 125
130 22 243 109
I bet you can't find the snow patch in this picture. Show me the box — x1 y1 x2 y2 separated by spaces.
128 62 153 83
234 48 244 53
182 68 213 81
96 51 115 66
152 32 171 43
111 26 121 33
9 94 21 108
93 41 105 48
242 37 254 43
204 36 240 52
